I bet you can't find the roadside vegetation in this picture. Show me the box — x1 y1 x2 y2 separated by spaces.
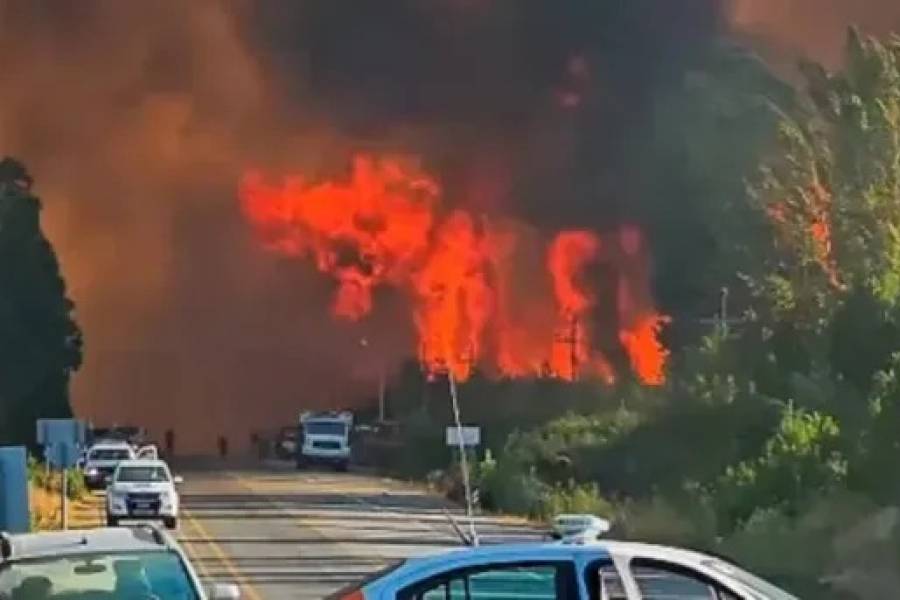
369 30 900 599
27 457 91 531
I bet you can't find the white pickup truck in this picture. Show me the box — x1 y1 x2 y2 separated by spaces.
296 411 353 471
82 440 157 490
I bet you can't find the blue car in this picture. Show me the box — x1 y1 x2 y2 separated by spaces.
331 539 798 600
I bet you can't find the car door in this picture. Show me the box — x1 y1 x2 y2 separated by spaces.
624 559 744 600
398 561 579 600
136 445 158 460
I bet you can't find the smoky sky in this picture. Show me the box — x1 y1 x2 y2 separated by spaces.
246 0 724 226
0 0 896 451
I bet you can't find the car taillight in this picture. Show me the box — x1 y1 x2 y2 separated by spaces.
339 590 364 600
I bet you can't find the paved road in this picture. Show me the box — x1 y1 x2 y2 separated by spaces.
173 460 542 600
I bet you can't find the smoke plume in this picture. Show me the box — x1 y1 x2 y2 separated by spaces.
1 1 897 451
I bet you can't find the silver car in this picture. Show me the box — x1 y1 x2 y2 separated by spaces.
0 526 239 600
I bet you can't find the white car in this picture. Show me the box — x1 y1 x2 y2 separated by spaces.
82 441 137 490
334 536 797 600
106 460 183 530
0 525 239 599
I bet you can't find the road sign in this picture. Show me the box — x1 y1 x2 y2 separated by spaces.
44 442 80 470
0 447 29 533
446 426 481 447
36 419 87 447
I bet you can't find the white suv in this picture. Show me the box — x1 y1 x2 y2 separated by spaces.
106 460 182 530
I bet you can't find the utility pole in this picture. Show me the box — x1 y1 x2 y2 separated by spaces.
378 368 386 423
448 372 479 546
61 467 68 531
719 286 729 336
554 315 580 380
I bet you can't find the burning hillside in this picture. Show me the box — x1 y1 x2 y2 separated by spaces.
240 154 668 384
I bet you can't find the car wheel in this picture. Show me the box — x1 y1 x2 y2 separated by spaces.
335 461 349 472
164 517 178 530
106 515 119 527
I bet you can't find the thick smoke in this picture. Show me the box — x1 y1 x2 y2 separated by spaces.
1 1 896 451
0 1 381 451
727 0 900 68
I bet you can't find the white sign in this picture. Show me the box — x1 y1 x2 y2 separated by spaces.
446 426 481 447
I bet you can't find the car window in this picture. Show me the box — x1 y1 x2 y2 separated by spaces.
116 466 170 483
468 565 559 600
630 559 730 600
0 551 198 600
88 449 131 461
401 562 574 600
304 421 347 436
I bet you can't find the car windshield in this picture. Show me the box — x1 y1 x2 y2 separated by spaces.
305 421 346 436
704 561 798 600
87 449 131 461
0 551 199 600
116 466 169 483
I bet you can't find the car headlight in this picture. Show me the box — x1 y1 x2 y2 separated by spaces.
108 491 126 503
86 467 99 477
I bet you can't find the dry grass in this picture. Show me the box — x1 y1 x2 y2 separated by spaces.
29 479 104 531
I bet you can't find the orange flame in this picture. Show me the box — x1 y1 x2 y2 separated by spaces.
239 154 669 385
413 211 493 381
548 231 603 381
615 225 670 385
240 155 439 320
766 181 841 289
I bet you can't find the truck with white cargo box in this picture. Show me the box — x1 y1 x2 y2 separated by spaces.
296 411 353 471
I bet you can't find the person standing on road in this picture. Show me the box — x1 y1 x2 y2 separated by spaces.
165 429 175 457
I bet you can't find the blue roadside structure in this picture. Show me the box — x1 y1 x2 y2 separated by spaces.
0 447 29 533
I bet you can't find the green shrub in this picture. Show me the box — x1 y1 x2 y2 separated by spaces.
539 480 613 521
65 469 87 500
477 458 547 517
714 403 848 528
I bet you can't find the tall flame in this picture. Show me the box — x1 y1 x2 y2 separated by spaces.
239 153 669 385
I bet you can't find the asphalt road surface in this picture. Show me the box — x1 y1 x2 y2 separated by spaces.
173 459 542 600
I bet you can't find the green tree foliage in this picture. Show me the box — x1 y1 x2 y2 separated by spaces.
743 30 900 388
715 404 848 528
0 158 82 446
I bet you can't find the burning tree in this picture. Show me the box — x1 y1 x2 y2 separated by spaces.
737 29 900 390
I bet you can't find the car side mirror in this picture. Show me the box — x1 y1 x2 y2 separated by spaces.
208 583 241 599
173 476 184 485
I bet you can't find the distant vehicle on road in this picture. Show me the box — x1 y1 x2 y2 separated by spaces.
82 441 139 490
275 425 298 459
106 459 183 529
297 411 353 471
332 517 798 600
0 526 240 599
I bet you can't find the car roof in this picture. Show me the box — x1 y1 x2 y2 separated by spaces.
1 527 171 562
393 542 603 578
88 441 132 449
383 539 732 585
116 459 168 468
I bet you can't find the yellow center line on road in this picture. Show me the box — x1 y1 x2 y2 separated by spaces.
178 519 210 580
182 505 264 600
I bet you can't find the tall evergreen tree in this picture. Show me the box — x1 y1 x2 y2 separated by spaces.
0 158 82 445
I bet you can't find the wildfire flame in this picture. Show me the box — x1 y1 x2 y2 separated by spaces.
239 153 669 385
